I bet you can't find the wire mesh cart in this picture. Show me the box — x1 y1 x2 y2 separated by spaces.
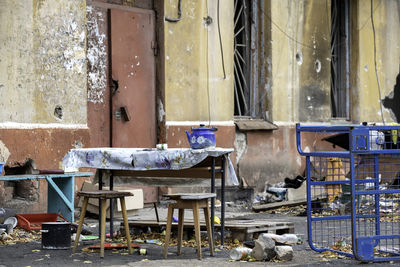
296 123 400 262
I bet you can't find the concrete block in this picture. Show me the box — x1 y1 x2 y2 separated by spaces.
251 236 276 261
287 182 306 202
274 245 294 261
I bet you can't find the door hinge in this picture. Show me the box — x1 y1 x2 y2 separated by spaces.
151 40 158 56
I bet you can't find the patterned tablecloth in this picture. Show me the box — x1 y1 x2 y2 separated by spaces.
62 147 238 185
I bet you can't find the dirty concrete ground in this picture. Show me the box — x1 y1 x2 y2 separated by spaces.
0 205 398 267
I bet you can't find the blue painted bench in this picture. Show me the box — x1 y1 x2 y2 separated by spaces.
0 172 93 222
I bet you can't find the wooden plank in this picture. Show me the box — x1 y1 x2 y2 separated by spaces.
113 168 222 179
252 199 308 211
235 119 278 131
0 172 93 181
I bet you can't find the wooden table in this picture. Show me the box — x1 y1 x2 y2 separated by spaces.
63 148 236 245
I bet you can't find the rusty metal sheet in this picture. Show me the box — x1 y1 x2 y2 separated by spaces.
110 8 156 148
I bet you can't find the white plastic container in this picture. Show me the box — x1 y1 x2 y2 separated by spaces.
229 247 252 260
261 233 300 245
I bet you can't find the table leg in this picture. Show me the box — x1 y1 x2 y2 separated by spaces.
192 201 202 260
99 170 103 232
72 196 88 253
204 202 214 256
210 157 215 246
163 205 174 259
120 197 133 254
110 173 114 240
221 155 226 246
177 208 184 255
46 176 74 222
100 198 107 258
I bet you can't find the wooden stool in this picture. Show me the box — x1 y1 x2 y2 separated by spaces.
163 193 216 260
72 190 133 258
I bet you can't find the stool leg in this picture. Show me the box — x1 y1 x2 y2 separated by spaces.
100 198 107 258
192 201 202 260
119 197 133 254
163 205 174 259
177 208 185 255
204 202 214 256
72 197 88 253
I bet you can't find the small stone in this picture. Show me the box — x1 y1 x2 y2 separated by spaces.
251 235 275 261
274 245 294 261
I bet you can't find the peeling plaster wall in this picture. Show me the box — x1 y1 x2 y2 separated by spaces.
0 0 90 214
164 0 234 122
0 0 87 124
353 0 400 123
87 4 107 103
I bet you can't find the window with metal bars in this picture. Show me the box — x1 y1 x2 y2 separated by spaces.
234 0 251 117
331 0 350 119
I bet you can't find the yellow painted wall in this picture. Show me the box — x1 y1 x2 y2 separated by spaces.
164 0 234 122
0 0 87 124
353 0 400 123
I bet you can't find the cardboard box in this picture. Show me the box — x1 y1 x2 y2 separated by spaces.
78 181 144 219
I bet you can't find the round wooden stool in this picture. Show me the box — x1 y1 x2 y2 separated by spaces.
163 193 216 260
72 190 133 258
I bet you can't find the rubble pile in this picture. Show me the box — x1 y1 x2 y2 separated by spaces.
229 233 301 262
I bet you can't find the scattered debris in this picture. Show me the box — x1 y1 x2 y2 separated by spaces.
229 247 252 260
229 233 300 262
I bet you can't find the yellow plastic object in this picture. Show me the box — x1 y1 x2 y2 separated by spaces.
389 123 399 145
214 216 221 225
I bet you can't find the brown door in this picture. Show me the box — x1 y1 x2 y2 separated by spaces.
110 8 156 148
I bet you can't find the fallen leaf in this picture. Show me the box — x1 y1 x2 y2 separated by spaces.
45 254 50 257
83 260 92 264
141 259 149 261
32 249 40 252
34 258 44 262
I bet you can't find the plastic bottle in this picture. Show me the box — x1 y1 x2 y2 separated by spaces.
229 247 252 260
261 233 300 245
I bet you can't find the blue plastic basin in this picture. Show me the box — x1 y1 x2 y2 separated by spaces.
0 162 4 174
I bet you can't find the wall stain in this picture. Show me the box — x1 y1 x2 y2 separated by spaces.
299 84 330 122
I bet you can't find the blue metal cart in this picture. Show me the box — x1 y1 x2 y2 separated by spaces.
297 123 400 262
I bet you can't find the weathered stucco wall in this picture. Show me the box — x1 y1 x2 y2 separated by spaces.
0 0 90 214
0 0 87 124
353 0 400 123
164 0 234 122
270 0 331 123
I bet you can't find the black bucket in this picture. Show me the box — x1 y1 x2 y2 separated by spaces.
41 222 71 249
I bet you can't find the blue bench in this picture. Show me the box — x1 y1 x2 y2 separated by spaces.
0 172 93 222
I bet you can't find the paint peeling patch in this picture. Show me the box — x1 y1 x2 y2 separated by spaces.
158 98 165 123
0 140 11 163
87 5 107 103
383 73 400 122
234 131 247 163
